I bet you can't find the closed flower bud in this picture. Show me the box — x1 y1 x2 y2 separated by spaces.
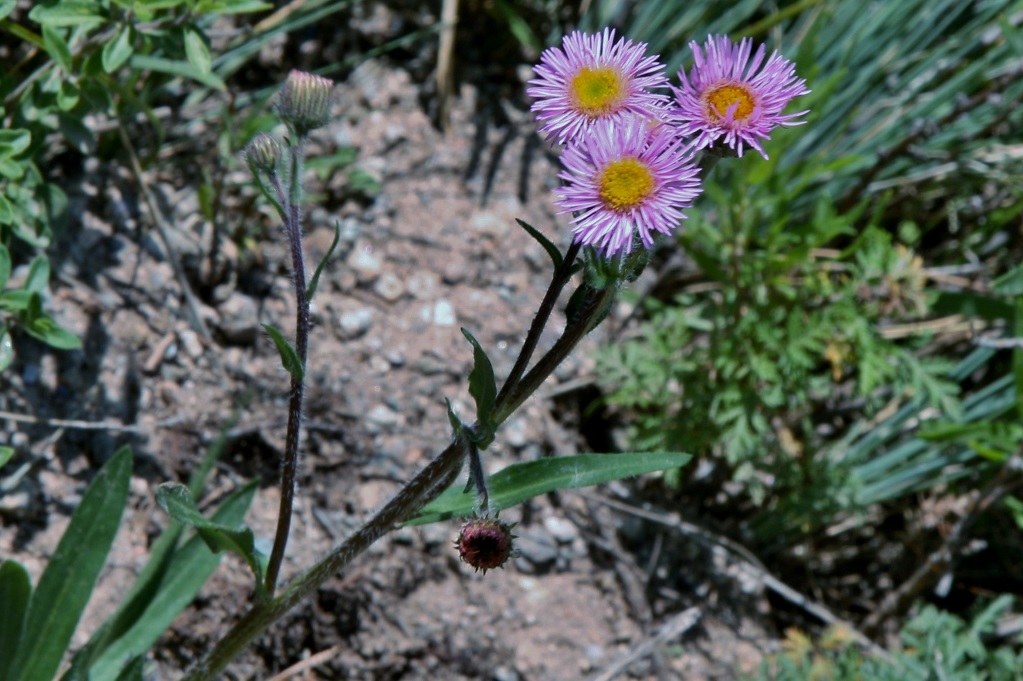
455 517 516 574
276 70 335 136
245 133 283 175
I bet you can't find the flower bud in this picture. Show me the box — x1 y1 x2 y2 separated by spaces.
455 517 516 574
275 70 335 136
244 133 283 175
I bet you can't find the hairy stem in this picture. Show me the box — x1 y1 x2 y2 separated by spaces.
183 438 468 681
494 240 581 415
265 141 309 594
495 284 614 426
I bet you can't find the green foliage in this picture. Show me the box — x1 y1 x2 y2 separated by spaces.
6 446 132 681
752 597 1023 681
155 481 267 599
261 323 304 382
0 0 272 367
461 326 498 447
409 452 691 525
592 0 1023 514
597 148 955 487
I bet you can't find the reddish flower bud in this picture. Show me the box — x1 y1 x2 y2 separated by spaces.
455 517 515 574
275 70 335 136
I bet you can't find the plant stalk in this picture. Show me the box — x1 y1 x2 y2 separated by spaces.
264 141 309 594
182 437 469 681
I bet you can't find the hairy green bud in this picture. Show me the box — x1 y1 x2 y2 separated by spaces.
275 70 335 136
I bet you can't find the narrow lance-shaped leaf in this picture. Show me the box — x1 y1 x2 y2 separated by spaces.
8 446 132 681
155 482 266 593
61 419 234 678
408 452 691 525
262 323 303 382
306 221 340 301
461 327 497 440
0 560 31 681
515 219 563 270
84 480 258 681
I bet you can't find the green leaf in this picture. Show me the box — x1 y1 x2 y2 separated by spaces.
183 28 212 75
0 326 13 372
42 25 72 72
128 54 226 91
8 446 132 681
515 219 563 270
57 79 81 111
24 254 49 293
28 0 105 28
460 327 497 435
84 480 257 681
446 397 464 436
102 24 134 73
58 112 97 154
155 482 266 590
112 657 144 681
0 194 13 224
194 0 272 14
63 429 233 680
0 290 32 313
992 264 1023 297
306 221 340 302
0 444 13 469
0 560 31 681
0 129 32 158
0 244 10 289
22 314 82 350
0 0 17 21
0 159 24 180
261 323 303 382
408 451 692 525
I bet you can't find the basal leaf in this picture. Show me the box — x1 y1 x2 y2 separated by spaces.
0 560 31 681
8 446 132 681
408 452 691 525
85 480 257 681
261 323 303 382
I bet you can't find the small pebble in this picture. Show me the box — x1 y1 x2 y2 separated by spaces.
338 307 373 339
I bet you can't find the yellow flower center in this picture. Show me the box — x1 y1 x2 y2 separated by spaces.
570 66 625 117
599 157 655 211
703 83 756 122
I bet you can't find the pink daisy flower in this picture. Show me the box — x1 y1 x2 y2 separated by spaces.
670 35 810 159
527 28 668 145
556 115 702 258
